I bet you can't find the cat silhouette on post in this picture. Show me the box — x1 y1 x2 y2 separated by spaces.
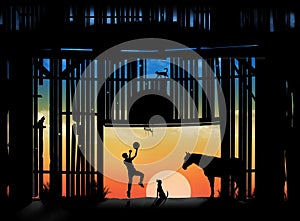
155 68 168 78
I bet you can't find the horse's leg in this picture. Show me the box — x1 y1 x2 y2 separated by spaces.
207 176 215 198
232 169 242 199
232 176 238 198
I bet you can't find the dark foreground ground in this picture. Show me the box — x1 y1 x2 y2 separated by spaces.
1 197 293 221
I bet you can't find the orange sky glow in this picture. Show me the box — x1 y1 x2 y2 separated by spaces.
103 125 223 199
38 111 257 199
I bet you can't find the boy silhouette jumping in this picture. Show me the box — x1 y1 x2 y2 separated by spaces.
122 145 144 198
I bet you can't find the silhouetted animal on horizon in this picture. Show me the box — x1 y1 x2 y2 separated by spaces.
182 152 243 198
156 179 168 199
155 68 168 78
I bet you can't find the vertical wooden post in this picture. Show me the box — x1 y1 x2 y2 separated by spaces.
37 117 46 198
238 59 247 200
220 57 230 198
0 61 9 203
255 42 286 206
9 50 33 209
32 59 39 197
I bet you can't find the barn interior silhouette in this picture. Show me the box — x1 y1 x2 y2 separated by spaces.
0 0 298 218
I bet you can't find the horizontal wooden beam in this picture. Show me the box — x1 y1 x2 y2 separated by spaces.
2 31 299 58
104 120 221 127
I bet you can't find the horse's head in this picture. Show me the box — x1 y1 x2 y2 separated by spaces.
182 152 192 170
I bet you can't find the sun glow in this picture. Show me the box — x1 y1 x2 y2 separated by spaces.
146 170 191 198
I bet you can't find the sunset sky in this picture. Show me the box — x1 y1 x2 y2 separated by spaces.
37 112 254 199
103 125 222 199
35 56 257 199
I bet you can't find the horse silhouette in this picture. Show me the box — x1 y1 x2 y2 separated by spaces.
182 152 243 198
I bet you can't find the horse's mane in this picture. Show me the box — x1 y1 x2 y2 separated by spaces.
184 152 216 167
186 152 217 159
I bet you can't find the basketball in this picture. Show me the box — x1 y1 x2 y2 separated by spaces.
133 141 140 149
